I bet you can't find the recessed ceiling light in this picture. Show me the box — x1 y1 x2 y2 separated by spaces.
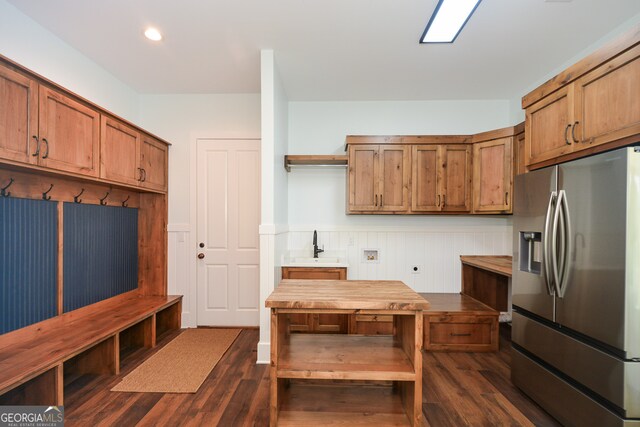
420 0 482 44
144 27 163 42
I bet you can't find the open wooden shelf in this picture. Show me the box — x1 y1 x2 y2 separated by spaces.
284 155 348 172
278 334 415 381
278 382 411 426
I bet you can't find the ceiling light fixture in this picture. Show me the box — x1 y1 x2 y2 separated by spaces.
420 0 482 44
144 27 163 42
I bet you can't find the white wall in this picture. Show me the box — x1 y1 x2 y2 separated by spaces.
285 100 514 293
288 100 511 227
139 94 261 224
0 0 139 122
258 50 289 363
509 12 640 125
139 94 261 327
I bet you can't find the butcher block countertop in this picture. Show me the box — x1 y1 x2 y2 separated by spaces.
266 279 430 311
460 255 513 277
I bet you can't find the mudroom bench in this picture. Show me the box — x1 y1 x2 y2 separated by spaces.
0 292 182 406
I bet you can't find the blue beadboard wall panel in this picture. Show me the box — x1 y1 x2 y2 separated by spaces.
63 203 138 312
0 197 58 335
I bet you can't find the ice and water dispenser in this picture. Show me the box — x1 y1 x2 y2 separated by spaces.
519 231 542 274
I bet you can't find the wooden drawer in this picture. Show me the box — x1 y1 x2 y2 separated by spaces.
348 314 394 335
424 314 498 352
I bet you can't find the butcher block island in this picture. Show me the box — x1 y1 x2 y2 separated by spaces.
266 280 430 426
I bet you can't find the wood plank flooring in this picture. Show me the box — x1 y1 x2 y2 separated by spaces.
64 326 560 426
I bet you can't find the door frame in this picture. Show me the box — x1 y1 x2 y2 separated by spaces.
186 134 261 328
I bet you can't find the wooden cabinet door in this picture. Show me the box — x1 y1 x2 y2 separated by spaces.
140 134 168 192
473 137 512 213
440 145 471 212
348 145 379 212
38 86 100 177
0 65 38 164
525 85 574 166
378 145 410 212
573 44 640 151
411 145 440 212
100 116 141 186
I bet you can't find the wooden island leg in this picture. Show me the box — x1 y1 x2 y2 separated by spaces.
414 310 423 426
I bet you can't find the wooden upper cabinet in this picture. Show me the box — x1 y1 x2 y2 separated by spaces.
411 145 471 213
525 85 574 166
573 44 640 150
473 137 512 213
0 64 38 165
440 145 471 212
378 145 410 212
38 86 100 177
348 144 409 213
140 133 169 192
411 145 440 212
524 30 640 168
100 116 141 186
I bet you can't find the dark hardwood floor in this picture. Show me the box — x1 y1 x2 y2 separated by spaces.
64 326 560 426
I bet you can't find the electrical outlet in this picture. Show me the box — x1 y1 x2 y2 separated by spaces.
348 236 355 246
411 265 422 274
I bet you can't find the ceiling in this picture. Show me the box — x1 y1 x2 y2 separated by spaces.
7 0 640 101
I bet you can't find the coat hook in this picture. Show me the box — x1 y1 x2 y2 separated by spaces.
100 191 110 206
42 184 54 201
122 195 130 207
73 188 85 204
1 178 14 197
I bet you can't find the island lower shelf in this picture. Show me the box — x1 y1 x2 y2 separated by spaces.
278 334 415 381
277 381 412 426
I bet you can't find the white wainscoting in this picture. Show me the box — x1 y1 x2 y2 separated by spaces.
287 225 512 293
167 224 195 327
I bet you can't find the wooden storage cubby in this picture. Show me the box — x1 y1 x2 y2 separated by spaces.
119 316 155 361
267 280 428 426
0 366 62 406
156 299 182 339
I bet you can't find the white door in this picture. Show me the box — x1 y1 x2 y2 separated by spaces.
196 139 260 326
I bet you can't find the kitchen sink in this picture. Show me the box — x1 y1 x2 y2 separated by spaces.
290 257 341 264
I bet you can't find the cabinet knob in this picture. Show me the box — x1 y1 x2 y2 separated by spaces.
197 253 205 259
199 242 205 248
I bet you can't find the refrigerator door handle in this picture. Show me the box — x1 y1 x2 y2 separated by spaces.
551 191 562 297
557 190 572 298
543 191 557 296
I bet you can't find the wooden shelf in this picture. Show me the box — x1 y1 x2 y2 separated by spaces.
284 155 348 172
278 334 415 381
278 382 411 426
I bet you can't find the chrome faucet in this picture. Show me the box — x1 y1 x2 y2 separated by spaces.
313 230 324 258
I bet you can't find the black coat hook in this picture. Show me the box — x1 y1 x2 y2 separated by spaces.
73 188 85 203
100 191 110 206
42 184 54 201
1 178 14 197
122 195 130 207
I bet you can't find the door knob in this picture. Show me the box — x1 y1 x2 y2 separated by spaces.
197 253 205 259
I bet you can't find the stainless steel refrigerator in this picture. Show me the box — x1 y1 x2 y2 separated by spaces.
512 147 640 427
